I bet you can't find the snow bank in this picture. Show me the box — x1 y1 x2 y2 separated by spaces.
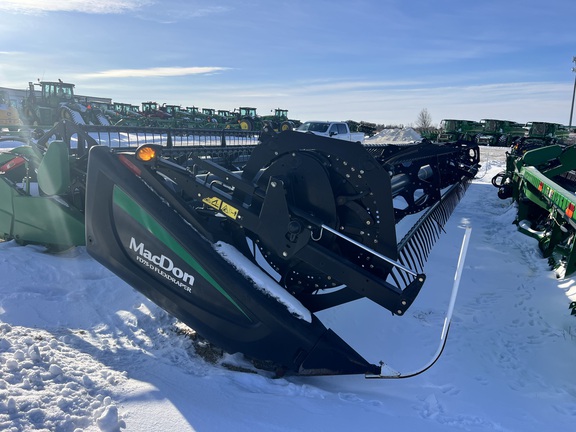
364 127 422 144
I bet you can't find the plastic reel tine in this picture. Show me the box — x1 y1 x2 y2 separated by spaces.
409 230 427 270
417 219 434 258
400 239 423 274
422 216 439 255
415 217 438 263
388 267 409 292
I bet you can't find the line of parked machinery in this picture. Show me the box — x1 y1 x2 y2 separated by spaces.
0 79 571 147
0 80 304 132
422 118 571 147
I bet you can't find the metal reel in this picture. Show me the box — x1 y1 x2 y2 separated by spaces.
244 148 388 295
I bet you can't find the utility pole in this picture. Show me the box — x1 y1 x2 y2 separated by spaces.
570 56 576 130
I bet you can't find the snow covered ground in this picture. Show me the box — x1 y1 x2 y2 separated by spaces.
1 137 576 431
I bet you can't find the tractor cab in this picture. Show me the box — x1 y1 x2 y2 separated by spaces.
438 119 483 142
217 110 233 118
528 122 568 140
239 107 258 117
114 103 141 116
274 108 289 119
39 81 76 107
161 104 186 117
141 102 171 118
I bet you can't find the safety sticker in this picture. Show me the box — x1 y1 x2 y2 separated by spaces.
202 197 239 220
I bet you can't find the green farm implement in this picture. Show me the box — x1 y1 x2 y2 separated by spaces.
1 119 480 377
83 126 479 376
476 119 526 147
437 119 483 143
492 141 576 277
0 138 86 250
0 121 260 250
514 122 570 151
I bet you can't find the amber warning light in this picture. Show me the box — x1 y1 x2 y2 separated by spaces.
136 145 157 162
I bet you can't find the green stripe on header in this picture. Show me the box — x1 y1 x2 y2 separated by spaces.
112 185 252 321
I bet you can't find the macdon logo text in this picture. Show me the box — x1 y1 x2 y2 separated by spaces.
129 237 194 292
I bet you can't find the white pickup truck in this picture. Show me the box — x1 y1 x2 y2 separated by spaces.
295 121 365 143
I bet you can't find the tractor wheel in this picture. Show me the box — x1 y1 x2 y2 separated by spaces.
280 121 293 132
239 118 253 131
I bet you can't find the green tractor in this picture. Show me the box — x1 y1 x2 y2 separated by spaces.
437 119 483 142
183 106 203 125
160 104 188 119
217 110 234 120
89 101 117 121
185 106 200 116
180 106 221 128
234 107 262 131
215 110 242 129
200 108 220 127
140 102 174 126
476 119 526 147
112 102 144 126
159 104 195 127
259 108 301 132
21 80 109 127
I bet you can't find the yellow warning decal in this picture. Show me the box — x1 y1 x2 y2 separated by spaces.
203 197 222 210
202 197 239 220
220 203 239 219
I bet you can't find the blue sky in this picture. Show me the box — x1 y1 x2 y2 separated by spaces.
1 0 575 126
